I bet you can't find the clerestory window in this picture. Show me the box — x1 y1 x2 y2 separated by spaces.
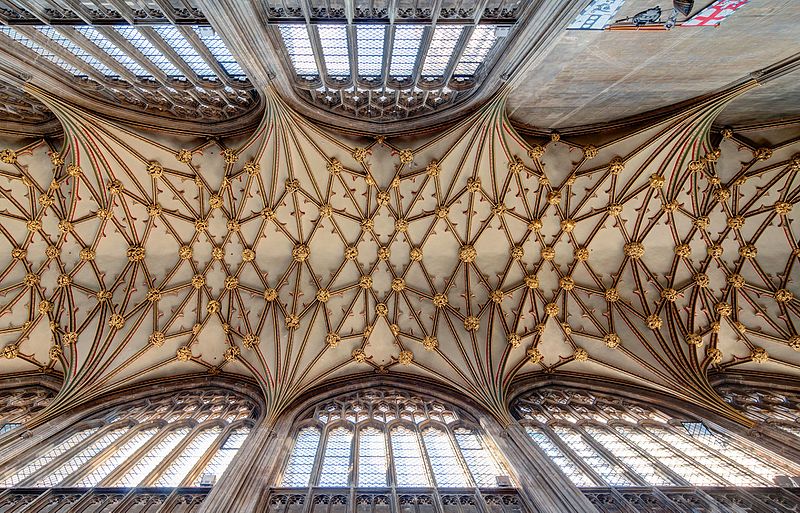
279 388 511 489
0 388 256 489
514 388 800 488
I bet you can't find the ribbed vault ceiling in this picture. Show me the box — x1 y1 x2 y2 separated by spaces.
0 82 798 426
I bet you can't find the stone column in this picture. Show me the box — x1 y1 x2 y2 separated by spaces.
484 419 598 513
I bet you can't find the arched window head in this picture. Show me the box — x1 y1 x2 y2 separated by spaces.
280 387 511 490
0 387 257 490
0 385 54 436
513 387 800 488
720 384 800 438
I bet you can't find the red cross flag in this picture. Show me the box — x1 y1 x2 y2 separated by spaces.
683 0 750 26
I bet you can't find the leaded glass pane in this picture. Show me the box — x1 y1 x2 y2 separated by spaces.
686 424 787 483
422 428 469 487
552 426 634 486
193 27 246 78
648 427 760 486
76 428 158 487
113 427 190 487
152 26 215 78
420 26 464 77
357 427 388 487
356 25 385 77
36 27 116 76
155 426 222 487
0 428 99 487
35 427 128 487
525 427 595 487
453 26 498 76
583 426 675 486
279 24 318 77
0 27 81 75
453 429 506 488
389 26 423 77
391 426 430 487
192 428 250 486
318 24 350 77
114 27 182 77
616 426 721 486
319 427 353 487
74 27 149 77
282 427 321 487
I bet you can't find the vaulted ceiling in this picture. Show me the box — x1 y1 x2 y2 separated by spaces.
0 0 798 427
1 78 798 427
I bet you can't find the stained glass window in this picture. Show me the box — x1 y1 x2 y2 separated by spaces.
514 387 800 488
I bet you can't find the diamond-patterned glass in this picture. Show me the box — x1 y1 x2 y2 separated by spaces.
357 427 387 487
282 427 321 487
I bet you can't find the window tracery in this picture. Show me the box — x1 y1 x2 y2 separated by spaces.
0 387 256 490
0 385 54 435
0 0 257 124
279 388 511 490
720 384 800 439
268 1 522 122
513 387 800 489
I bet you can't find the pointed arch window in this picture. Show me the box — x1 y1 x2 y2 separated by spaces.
513 387 800 488
279 388 511 490
0 387 257 490
0 386 54 436
721 384 800 441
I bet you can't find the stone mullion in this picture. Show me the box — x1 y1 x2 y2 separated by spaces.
137 422 204 487
56 422 153 487
634 424 733 486
494 421 599 513
96 27 175 86
573 423 651 487
609 424 691 487
178 26 240 87
670 425 782 486
196 416 282 513
440 26 473 86
12 421 117 487
11 27 111 84
52 27 142 85
135 27 208 89
96 423 175 487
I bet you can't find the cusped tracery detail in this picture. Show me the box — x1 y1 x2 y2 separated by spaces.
514 387 800 489
280 388 510 490
0 387 256 489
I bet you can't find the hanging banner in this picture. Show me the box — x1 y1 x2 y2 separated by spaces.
683 0 750 26
568 0 627 30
